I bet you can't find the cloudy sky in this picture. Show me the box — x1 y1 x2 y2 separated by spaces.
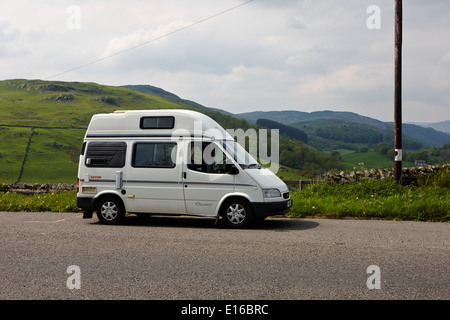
1 0 449 123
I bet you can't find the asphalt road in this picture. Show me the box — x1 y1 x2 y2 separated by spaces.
0 212 448 300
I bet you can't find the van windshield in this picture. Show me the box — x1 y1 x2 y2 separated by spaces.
223 141 260 169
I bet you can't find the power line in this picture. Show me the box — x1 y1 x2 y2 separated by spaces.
44 0 254 80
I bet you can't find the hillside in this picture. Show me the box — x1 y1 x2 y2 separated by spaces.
0 79 194 183
237 110 390 130
122 84 233 116
291 119 423 151
237 110 450 148
0 79 340 184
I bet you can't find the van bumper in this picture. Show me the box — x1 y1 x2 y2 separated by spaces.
76 196 95 211
252 199 292 217
76 197 95 218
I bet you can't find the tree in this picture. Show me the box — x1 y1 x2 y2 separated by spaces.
374 142 390 155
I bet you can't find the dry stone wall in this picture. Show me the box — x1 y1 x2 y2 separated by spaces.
323 164 449 185
2 183 76 194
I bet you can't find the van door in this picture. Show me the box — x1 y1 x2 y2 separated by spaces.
124 141 186 214
182 141 235 216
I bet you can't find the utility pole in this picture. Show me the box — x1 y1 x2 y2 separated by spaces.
394 0 402 184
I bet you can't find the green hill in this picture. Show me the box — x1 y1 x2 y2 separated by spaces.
0 79 193 183
1 79 339 183
237 110 450 148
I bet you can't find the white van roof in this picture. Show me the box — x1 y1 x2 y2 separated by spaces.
85 109 234 140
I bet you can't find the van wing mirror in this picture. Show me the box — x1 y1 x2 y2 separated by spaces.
225 164 239 175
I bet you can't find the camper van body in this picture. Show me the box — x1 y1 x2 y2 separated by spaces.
76 110 291 228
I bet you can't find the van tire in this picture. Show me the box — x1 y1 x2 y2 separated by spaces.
220 198 254 229
96 196 125 225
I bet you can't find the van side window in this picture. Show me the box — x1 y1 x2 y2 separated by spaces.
133 142 177 168
140 116 174 129
187 142 228 174
85 142 127 168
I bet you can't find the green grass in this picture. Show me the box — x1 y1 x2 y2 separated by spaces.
276 167 312 180
289 178 449 222
340 151 415 170
0 126 31 182
0 190 78 212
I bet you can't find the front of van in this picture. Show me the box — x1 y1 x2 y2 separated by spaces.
222 140 292 218
244 167 292 218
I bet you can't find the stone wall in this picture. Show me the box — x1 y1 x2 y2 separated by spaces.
322 164 449 185
2 183 76 194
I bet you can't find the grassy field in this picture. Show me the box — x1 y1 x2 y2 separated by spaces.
290 176 449 222
340 150 415 170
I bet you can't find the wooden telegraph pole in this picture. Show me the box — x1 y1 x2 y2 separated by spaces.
394 0 403 184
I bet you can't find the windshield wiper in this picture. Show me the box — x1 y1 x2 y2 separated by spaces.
246 163 261 169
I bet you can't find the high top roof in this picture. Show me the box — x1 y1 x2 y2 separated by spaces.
85 109 233 140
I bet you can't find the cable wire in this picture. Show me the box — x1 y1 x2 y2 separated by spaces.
44 0 254 80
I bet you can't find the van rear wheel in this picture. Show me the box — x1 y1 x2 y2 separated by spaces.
221 198 254 228
96 197 125 225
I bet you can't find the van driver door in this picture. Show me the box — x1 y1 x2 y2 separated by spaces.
182 141 235 216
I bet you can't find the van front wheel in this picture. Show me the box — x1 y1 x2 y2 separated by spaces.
221 198 254 228
96 197 125 225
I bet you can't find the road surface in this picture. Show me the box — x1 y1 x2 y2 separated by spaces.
0 212 448 300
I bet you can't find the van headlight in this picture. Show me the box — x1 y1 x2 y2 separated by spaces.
263 188 281 198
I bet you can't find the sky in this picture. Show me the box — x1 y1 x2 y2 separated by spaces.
1 0 449 123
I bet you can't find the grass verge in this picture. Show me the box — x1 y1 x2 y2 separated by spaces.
1 176 449 222
0 190 79 212
290 178 449 222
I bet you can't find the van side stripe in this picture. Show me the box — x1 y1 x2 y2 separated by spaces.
85 133 210 138
79 179 255 187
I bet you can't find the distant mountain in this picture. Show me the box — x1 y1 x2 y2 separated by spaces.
236 110 390 130
386 122 450 147
237 110 450 148
411 120 450 135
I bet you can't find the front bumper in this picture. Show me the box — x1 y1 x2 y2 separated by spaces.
252 199 292 217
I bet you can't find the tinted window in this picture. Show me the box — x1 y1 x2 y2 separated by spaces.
133 142 177 168
187 142 229 174
140 116 174 129
85 142 126 168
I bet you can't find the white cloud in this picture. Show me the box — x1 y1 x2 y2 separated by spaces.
0 0 449 123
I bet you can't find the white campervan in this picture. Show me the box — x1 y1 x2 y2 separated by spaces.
76 110 291 228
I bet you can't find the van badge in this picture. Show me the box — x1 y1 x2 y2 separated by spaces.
195 202 212 207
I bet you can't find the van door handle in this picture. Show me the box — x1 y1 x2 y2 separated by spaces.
182 172 186 179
